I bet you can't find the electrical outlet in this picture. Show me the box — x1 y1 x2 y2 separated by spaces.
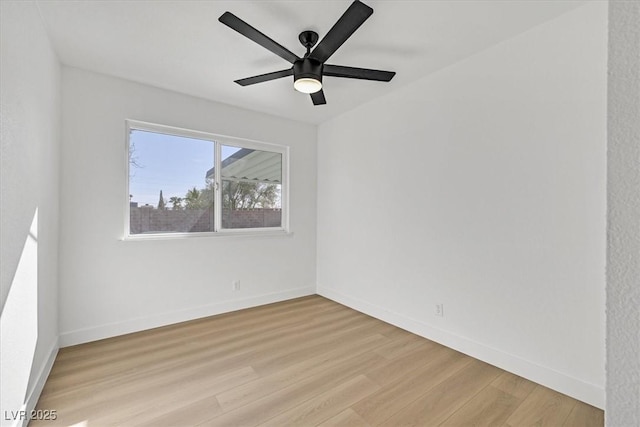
232 280 240 291
435 303 444 317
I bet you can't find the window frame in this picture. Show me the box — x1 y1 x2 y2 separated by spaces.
124 120 290 240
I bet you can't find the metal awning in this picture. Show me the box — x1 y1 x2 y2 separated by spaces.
206 148 281 183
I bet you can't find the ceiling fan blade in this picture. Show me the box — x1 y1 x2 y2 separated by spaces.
219 12 300 64
309 0 373 64
235 69 293 86
310 90 327 105
323 64 395 81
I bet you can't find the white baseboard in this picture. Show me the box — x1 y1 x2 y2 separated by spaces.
59 286 315 347
19 338 59 427
317 285 604 409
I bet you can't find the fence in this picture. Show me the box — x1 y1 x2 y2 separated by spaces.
130 206 281 234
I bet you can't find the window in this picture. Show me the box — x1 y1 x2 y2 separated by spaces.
126 120 288 237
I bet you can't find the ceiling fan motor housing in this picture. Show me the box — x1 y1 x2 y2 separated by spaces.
293 58 323 84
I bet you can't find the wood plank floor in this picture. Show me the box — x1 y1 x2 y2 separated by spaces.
33 295 603 426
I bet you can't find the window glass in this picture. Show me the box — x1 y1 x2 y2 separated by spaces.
221 145 282 229
129 129 215 234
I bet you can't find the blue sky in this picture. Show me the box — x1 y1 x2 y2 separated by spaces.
129 130 239 206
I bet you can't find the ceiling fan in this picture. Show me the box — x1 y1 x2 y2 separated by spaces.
219 0 395 106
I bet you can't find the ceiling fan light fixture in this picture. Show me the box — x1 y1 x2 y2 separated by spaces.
294 77 322 94
293 58 323 94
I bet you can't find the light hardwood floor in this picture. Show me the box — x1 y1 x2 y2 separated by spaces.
33 295 603 426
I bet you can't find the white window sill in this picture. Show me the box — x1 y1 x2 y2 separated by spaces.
121 229 293 241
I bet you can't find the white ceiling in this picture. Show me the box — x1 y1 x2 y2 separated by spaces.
37 0 586 125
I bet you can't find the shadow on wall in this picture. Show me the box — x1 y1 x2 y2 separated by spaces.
1 209 38 427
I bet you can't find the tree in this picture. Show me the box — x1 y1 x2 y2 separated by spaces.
169 196 183 210
184 187 200 209
157 190 166 210
184 179 215 210
222 181 279 209
128 139 143 179
198 178 215 208
183 187 207 209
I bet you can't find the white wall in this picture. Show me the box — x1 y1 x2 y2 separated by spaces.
0 1 61 425
59 68 317 345
317 3 606 408
607 1 640 425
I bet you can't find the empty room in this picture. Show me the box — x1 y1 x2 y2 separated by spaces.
1 0 638 426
